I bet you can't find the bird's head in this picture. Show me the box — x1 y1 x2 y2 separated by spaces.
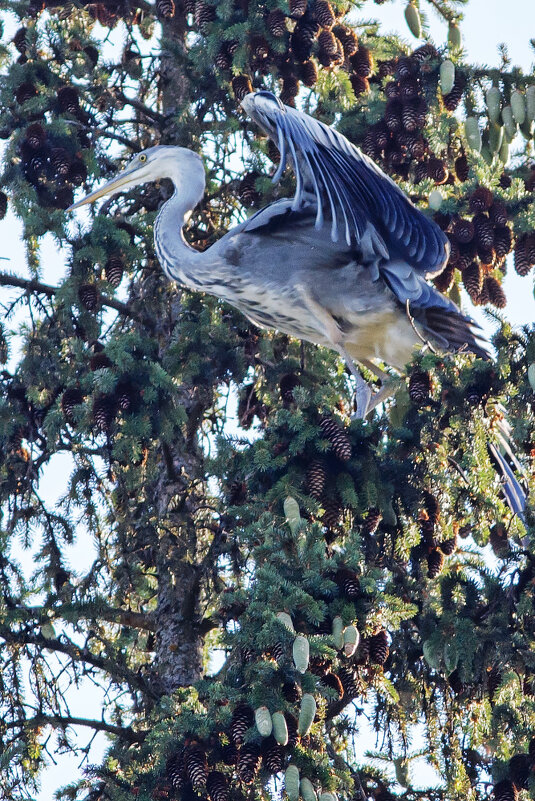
67 145 204 211
241 91 286 139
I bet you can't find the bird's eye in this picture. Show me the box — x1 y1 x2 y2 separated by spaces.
139 154 147 162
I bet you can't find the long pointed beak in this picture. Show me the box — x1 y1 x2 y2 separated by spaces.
66 164 142 211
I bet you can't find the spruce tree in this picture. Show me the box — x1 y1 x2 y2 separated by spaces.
0 2 534 800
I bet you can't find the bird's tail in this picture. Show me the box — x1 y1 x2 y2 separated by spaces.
487 411 527 521
419 304 492 361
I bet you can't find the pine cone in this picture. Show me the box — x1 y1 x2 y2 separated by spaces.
350 74 370 97
442 76 465 111
16 81 37 104
319 416 351 461
25 122 46 149
291 19 319 61
423 490 440 524
454 154 469 182
493 780 517 801
57 85 80 112
239 171 260 206
230 704 254 746
499 172 512 189
267 8 286 36
289 0 308 18
262 738 285 774
351 45 373 77
116 381 136 412
185 745 208 790
50 147 70 176
509 754 531 790
427 548 444 578
427 157 448 185
320 671 344 698
462 262 482 300
156 0 175 17
195 1 216 33
412 43 438 63
408 370 431 404
384 99 402 131
402 97 427 131
78 283 100 312
369 630 389 665
322 495 342 530
220 743 239 765
306 459 327 499
448 669 464 694
420 516 435 546
318 28 337 56
282 681 302 703
89 352 112 371
104 254 124 288
362 507 382 535
300 59 318 87
469 186 494 212
165 748 186 789
439 535 457 555
279 373 301 403
337 665 360 698
395 56 415 80
399 77 420 101
280 75 300 106
485 276 506 309
494 226 513 259
68 159 87 186
514 235 534 276
451 217 475 244
433 262 455 293
206 771 229 801
13 27 28 54
232 75 253 102
473 213 494 249
333 567 360 598
92 394 116 431
61 388 84 422
237 743 261 784
334 25 358 57
312 0 335 27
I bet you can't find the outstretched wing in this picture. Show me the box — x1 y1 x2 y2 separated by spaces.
241 91 448 278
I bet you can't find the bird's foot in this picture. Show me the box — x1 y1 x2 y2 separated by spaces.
353 383 372 420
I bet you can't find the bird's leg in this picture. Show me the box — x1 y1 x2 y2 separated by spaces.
336 344 372 419
293 282 372 419
359 359 401 415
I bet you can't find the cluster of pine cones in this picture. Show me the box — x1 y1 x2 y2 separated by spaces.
433 186 513 308
492 740 535 801
16 114 88 210
415 490 457 578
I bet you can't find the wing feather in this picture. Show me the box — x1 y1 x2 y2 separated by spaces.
243 91 449 278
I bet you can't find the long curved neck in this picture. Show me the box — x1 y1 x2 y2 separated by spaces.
154 185 204 287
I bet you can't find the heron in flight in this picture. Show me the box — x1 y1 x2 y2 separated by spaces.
67 91 525 515
68 91 489 419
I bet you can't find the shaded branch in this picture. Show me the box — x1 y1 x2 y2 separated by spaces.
0 272 137 319
3 713 145 743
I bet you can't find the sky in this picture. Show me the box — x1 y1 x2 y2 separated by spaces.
1 0 534 798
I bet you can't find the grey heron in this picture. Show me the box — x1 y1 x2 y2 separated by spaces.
68 91 489 420
66 91 525 517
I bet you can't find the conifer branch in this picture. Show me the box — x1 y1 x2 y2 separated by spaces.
3 713 145 743
0 272 138 319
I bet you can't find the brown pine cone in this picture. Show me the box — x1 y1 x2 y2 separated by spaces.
232 75 253 102
350 74 370 96
334 25 358 57
427 157 448 185
322 495 342 529
318 28 337 56
385 99 403 131
156 0 175 18
300 59 318 87
454 154 469 182
469 186 493 212
494 226 513 259
462 261 483 300
238 171 260 206
442 76 465 111
473 213 494 249
194 1 216 34
78 283 100 312
306 459 327 499
451 217 475 244
312 0 335 28
369 630 389 664
439 535 457 555
267 8 287 36
485 276 506 309
351 45 373 77
280 76 300 106
408 369 431 404
427 548 444 578
433 262 455 292
513 236 533 276
206 771 229 801
289 0 308 18
319 416 351 461
363 507 382 535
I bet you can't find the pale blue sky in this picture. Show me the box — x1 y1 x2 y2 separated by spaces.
1 1 534 797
